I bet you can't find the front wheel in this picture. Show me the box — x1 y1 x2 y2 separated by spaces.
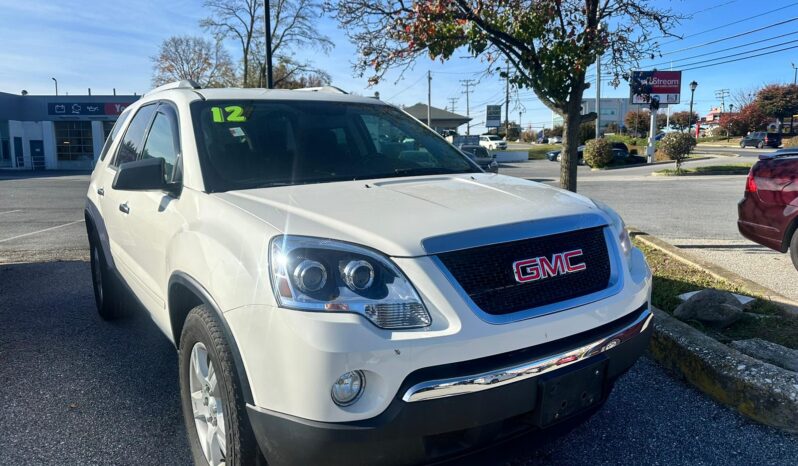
179 305 260 466
89 235 125 319
756 141 764 149
740 141 746 148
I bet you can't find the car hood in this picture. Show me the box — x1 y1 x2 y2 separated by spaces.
215 174 606 257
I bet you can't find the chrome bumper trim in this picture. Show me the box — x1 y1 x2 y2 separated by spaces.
402 307 652 402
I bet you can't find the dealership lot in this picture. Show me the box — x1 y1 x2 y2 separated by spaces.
1 170 797 465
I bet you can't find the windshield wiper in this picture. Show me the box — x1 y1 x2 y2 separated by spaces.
392 167 472 177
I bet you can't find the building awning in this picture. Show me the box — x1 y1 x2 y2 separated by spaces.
401 103 471 130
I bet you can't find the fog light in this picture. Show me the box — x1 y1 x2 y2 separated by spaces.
331 370 365 406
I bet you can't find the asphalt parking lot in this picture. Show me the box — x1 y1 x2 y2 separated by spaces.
2 170 798 465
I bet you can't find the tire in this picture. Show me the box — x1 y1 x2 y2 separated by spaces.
179 305 260 466
757 141 764 149
790 229 798 272
740 141 746 148
89 233 125 320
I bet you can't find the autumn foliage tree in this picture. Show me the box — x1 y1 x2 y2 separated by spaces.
719 103 769 136
328 0 681 192
756 84 798 129
670 110 698 132
151 36 236 88
625 109 650 136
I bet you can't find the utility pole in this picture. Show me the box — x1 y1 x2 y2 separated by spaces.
447 97 458 113
460 79 475 135
504 62 510 137
715 89 730 113
427 70 432 127
264 0 274 88
51 77 58 96
595 54 601 139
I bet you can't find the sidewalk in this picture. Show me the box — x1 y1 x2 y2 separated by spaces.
660 237 798 302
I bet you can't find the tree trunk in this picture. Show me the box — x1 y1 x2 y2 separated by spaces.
560 110 581 192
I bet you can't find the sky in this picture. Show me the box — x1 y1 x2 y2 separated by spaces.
1 0 797 134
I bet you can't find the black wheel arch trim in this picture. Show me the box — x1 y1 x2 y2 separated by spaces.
84 198 115 270
168 271 255 405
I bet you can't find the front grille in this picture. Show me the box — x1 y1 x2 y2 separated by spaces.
437 227 611 316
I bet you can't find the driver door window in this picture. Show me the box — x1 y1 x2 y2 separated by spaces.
140 107 180 183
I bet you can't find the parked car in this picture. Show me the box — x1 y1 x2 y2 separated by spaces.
738 149 798 270
458 144 499 173
537 136 549 144
740 131 782 149
479 134 508 150
549 142 629 167
549 135 562 143
85 80 653 466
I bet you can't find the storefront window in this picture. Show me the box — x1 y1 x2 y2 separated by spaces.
102 120 115 141
55 121 93 161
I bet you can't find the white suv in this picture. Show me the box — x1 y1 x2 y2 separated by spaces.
85 81 652 466
479 134 507 151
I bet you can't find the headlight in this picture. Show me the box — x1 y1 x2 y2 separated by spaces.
269 235 432 329
592 199 632 261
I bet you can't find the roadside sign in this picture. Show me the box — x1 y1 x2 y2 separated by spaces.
630 71 681 105
486 105 502 128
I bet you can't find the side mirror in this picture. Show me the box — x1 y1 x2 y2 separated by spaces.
113 157 168 191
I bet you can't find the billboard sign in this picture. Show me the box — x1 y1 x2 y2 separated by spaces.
630 71 681 105
486 105 502 127
47 102 133 116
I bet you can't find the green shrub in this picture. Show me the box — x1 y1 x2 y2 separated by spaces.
659 133 696 173
583 138 613 168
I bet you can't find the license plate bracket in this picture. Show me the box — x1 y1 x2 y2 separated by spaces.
535 357 607 427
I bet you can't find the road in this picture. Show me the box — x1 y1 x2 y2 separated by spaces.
1 169 797 465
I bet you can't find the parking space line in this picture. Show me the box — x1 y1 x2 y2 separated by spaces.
0 209 22 215
0 220 84 244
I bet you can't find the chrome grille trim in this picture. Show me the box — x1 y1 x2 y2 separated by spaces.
402 307 652 402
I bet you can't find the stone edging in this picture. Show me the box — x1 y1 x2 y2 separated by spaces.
649 306 798 433
629 228 798 317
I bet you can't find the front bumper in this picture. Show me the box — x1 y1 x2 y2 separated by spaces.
247 305 652 466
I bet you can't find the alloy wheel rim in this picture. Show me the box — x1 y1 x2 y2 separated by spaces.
189 342 227 465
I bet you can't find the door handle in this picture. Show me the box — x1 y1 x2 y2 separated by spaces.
118 202 130 214
97 187 104 196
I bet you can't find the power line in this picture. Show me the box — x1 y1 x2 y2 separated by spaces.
660 1 798 46
681 42 798 71
659 17 798 56
661 38 798 70
384 73 426 101
647 30 798 68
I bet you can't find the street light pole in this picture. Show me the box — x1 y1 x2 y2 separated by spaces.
689 80 698 136
51 77 58 96
793 63 797 85
264 0 274 89
727 103 734 141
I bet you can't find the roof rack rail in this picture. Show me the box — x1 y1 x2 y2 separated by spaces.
143 80 202 96
293 86 348 94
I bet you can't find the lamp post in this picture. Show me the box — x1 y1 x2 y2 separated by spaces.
263 0 273 88
792 63 797 85
727 103 734 141
51 77 58 96
688 80 698 136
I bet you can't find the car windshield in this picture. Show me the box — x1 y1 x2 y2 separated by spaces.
191 100 478 191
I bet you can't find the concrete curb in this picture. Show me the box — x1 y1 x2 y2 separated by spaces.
629 229 798 317
591 156 713 172
649 306 798 433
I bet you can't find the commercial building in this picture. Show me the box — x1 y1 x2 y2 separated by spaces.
402 103 472 133
0 91 138 170
551 97 634 133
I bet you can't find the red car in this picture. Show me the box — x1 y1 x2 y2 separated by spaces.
738 150 798 270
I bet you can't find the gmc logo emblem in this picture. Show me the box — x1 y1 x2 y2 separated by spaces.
513 249 586 283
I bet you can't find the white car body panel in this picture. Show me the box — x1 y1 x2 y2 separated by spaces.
85 86 652 431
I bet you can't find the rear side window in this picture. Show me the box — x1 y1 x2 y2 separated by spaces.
113 104 157 167
141 108 180 182
99 110 131 161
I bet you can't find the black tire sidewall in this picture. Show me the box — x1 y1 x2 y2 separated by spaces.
791 229 798 272
179 306 257 466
